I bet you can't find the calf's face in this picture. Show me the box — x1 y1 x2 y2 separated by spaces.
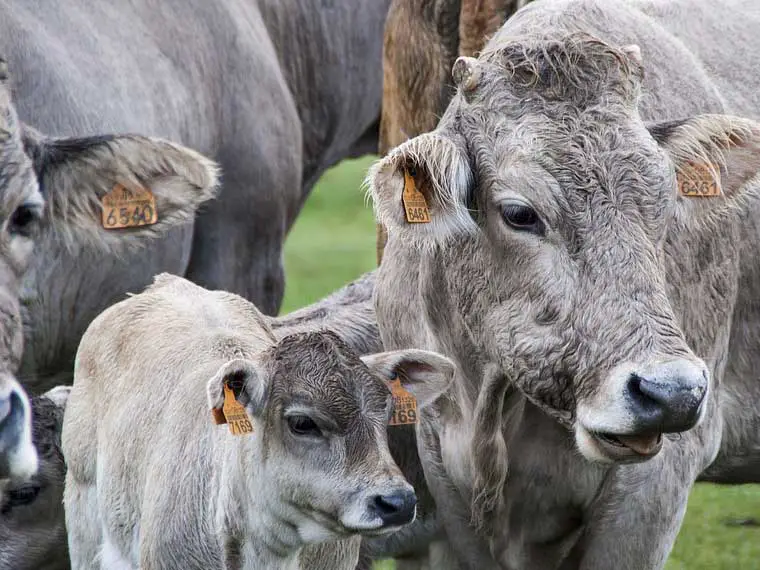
208 331 453 541
370 36 760 463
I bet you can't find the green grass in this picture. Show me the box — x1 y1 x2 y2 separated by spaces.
281 157 760 569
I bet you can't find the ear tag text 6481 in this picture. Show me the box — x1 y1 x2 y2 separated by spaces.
402 168 431 223
388 377 418 426
678 162 722 197
212 384 254 436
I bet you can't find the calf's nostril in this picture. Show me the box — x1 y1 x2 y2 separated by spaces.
370 490 417 526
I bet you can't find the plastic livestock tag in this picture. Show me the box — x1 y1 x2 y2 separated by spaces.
101 183 159 229
387 378 419 426
402 168 431 223
214 383 254 436
678 162 722 197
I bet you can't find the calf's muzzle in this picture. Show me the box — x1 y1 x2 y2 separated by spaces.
368 488 417 527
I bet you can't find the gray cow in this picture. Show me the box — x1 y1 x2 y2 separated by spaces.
369 0 760 568
0 0 391 395
62 273 452 570
1 386 70 570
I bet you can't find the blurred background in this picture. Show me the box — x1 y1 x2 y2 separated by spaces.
285 158 760 570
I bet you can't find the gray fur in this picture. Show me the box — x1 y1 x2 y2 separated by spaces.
0 0 391 396
62 274 453 569
369 0 760 568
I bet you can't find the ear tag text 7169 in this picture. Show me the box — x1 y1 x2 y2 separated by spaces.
402 168 431 223
211 383 254 436
388 377 418 426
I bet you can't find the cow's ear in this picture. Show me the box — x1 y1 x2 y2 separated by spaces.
361 349 455 409
367 131 476 245
207 358 269 421
649 115 760 207
22 127 219 250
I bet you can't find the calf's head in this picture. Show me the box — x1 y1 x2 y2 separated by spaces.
370 35 760 463
207 331 453 540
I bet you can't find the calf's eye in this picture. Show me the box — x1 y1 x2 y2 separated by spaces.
287 415 322 438
501 203 544 235
1 483 41 514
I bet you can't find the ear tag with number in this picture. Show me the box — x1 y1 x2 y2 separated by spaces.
212 383 254 436
101 183 159 229
388 377 418 426
678 162 722 197
402 168 431 223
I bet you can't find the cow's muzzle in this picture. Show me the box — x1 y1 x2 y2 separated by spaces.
0 381 37 480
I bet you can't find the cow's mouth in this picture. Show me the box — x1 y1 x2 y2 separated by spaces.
593 431 663 459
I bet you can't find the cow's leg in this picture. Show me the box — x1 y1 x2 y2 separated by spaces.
63 478 102 570
571 439 706 570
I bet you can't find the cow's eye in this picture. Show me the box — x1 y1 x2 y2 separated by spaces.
286 415 322 438
1 483 41 514
501 203 544 235
8 203 42 238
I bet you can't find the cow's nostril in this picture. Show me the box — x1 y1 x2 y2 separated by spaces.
625 359 708 433
370 489 417 526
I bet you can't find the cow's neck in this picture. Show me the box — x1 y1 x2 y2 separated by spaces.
257 0 390 193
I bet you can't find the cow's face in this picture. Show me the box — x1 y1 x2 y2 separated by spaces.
207 332 453 541
0 62 219 477
370 36 760 464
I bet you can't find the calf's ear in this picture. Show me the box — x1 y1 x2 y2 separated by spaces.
207 358 269 419
22 126 220 250
649 114 760 211
361 349 455 409
41 386 72 410
367 131 476 245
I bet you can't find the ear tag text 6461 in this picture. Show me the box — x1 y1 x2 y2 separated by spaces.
678 162 722 197
388 377 418 426
402 168 431 223
211 384 254 436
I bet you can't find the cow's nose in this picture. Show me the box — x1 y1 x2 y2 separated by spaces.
626 359 708 433
369 488 417 527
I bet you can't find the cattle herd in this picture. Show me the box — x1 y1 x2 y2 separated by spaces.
0 0 758 569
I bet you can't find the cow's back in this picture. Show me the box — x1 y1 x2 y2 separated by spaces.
63 274 275 562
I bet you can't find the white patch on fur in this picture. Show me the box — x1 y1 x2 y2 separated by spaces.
100 530 137 570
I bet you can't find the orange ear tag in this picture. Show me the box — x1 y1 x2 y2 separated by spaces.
677 162 722 197
387 377 419 426
402 169 431 223
101 183 159 229
211 384 254 436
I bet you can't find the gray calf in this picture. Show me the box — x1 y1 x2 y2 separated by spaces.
62 274 452 570
369 0 760 568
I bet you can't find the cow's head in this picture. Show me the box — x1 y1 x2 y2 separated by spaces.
207 331 453 541
369 34 760 464
0 61 218 473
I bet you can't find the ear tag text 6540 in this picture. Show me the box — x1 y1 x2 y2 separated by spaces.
212 384 254 436
388 377 418 426
402 168 431 223
101 183 159 229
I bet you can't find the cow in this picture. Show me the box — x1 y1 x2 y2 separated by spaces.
0 0 392 396
1 386 71 570
368 0 760 568
62 273 453 570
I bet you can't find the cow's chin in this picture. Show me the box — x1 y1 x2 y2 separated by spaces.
575 424 664 464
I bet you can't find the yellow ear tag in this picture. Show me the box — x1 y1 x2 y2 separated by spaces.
101 183 159 229
677 162 722 197
402 168 431 223
212 383 254 436
387 377 419 426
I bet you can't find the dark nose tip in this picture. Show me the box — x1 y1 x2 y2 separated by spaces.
626 360 708 433
370 489 417 527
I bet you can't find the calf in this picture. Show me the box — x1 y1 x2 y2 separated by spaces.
62 274 453 570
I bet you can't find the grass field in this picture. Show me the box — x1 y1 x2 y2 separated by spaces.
281 156 760 569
